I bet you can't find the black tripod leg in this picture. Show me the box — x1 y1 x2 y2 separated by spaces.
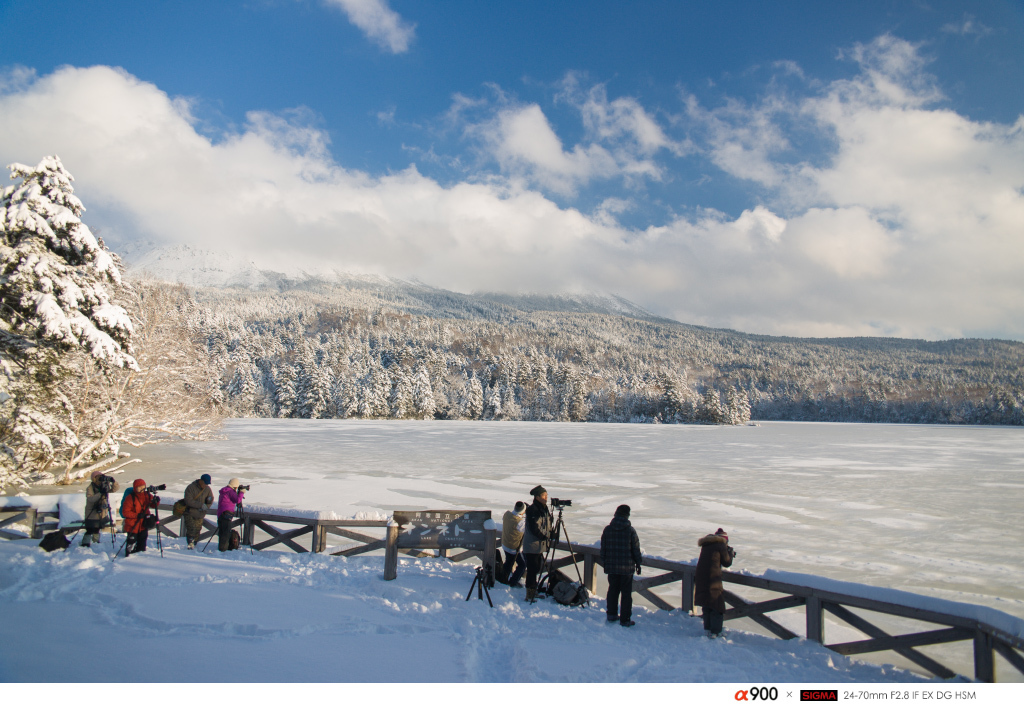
466 574 478 601
483 579 493 608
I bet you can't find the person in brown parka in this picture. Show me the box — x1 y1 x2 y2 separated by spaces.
694 528 734 636
183 474 214 549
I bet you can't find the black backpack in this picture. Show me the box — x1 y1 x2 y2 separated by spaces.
39 531 70 552
229 529 241 550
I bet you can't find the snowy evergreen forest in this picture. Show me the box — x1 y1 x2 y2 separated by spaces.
179 277 1024 429
3 156 1023 489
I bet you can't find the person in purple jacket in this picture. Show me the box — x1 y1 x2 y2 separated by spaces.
217 478 247 551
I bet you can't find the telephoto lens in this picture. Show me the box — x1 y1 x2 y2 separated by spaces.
237 484 251 492
147 484 167 493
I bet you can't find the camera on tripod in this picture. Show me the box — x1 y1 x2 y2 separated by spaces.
237 484 251 492
95 474 116 494
551 498 572 509
146 484 167 493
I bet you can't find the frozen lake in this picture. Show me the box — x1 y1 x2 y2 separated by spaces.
125 419 1024 622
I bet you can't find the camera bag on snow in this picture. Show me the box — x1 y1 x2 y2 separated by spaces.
551 580 589 607
543 568 589 606
229 530 241 550
39 531 70 552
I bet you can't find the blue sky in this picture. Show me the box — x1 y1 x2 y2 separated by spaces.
2 1 1023 339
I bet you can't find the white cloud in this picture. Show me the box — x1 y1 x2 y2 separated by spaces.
469 103 619 196
324 0 415 54
459 79 682 195
2 47 1023 340
941 14 994 39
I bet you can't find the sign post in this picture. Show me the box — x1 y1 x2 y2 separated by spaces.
384 510 494 581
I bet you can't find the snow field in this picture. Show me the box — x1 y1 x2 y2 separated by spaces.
0 538 930 683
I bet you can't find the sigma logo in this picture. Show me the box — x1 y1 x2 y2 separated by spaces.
800 689 838 702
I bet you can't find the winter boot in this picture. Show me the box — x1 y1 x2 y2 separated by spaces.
187 540 195 550
526 588 537 603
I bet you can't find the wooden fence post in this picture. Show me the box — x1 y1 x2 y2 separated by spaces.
974 630 996 682
682 569 694 614
806 596 824 644
383 522 399 581
27 508 40 539
584 554 596 594
243 516 255 546
311 523 325 553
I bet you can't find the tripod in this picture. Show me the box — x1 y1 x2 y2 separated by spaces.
536 505 587 605
153 502 164 558
465 567 494 607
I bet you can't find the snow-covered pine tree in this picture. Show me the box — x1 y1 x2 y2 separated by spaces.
461 374 484 420
411 366 435 420
274 364 297 418
1 157 137 488
697 388 725 424
389 365 413 418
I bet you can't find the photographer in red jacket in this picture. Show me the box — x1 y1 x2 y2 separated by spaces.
122 479 160 556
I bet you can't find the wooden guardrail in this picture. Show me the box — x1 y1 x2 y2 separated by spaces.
5 497 1023 682
547 540 1024 683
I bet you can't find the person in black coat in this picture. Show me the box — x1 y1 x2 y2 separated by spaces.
522 485 553 602
600 504 643 627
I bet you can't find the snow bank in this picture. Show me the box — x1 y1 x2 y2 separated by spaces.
0 538 937 683
242 504 387 521
0 494 85 527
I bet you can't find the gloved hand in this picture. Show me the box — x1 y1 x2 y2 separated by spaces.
152 496 161 506
635 563 642 575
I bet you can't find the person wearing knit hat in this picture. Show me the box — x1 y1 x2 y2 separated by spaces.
600 503 643 626
522 484 553 602
121 478 159 556
81 469 119 547
183 474 216 549
694 528 735 637
216 479 247 552
499 501 528 587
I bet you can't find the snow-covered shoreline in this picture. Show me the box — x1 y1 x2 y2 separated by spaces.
0 537 938 683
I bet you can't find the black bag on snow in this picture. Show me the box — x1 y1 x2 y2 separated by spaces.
229 529 241 550
39 531 70 552
494 549 508 584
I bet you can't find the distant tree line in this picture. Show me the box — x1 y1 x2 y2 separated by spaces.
175 281 1022 428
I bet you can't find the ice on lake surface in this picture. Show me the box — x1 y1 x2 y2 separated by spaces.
131 419 1024 620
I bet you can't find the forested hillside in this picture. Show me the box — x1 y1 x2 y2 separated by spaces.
175 277 1024 427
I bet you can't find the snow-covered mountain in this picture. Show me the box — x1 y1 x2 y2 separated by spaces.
119 242 280 289
119 243 670 323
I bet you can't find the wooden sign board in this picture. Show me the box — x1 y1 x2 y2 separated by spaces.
392 510 491 550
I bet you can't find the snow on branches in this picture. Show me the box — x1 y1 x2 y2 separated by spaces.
1 156 136 369
1 156 139 488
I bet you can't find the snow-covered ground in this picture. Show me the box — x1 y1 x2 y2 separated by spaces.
5 419 1023 682
0 537 928 683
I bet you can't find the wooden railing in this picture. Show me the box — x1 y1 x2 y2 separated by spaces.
547 540 1024 683
5 498 1023 682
